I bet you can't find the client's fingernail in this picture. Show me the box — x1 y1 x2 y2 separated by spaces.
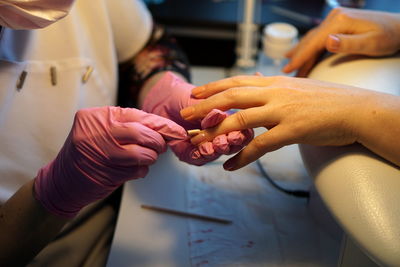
187 129 201 137
223 160 236 171
190 132 206 145
328 34 340 52
192 86 205 97
180 107 194 120
282 63 291 73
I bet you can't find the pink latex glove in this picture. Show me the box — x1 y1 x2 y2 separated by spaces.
142 71 254 166
34 106 187 218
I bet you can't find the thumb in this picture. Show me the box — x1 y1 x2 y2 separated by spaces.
326 33 376 55
139 112 188 141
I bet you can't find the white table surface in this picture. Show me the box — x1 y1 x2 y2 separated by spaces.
107 66 227 267
106 150 193 267
106 67 342 267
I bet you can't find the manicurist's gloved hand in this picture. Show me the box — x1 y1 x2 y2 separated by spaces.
34 106 187 218
142 71 254 166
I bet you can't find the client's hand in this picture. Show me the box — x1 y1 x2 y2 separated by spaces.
142 71 253 165
284 7 400 76
34 106 187 218
180 75 400 170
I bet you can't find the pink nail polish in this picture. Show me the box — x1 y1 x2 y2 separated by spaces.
328 34 340 52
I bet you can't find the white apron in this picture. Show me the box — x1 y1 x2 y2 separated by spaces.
0 0 152 204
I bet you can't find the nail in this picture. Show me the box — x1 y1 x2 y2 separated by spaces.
180 106 194 120
282 63 291 73
223 160 236 171
190 132 206 145
192 86 205 98
328 34 340 52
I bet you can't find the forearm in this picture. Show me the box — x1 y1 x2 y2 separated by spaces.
0 179 68 265
355 92 400 166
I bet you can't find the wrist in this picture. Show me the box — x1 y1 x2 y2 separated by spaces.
138 71 187 108
34 160 79 219
142 71 200 130
34 153 117 218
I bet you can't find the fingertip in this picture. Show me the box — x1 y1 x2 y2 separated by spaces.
282 63 293 73
223 158 238 171
162 121 188 141
135 166 150 179
135 146 161 165
192 85 205 98
286 43 298 55
180 106 195 120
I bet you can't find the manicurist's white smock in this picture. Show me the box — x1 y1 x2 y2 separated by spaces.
0 0 152 204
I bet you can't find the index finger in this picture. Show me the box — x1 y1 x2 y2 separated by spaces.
192 75 278 98
190 106 274 145
181 86 267 121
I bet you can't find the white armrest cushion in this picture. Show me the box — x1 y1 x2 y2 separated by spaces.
300 53 400 266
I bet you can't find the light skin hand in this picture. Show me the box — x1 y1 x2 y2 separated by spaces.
283 7 400 77
180 76 400 170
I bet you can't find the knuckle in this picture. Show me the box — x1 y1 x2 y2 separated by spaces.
307 28 318 36
325 7 341 21
203 82 213 92
271 75 289 87
332 7 343 15
331 7 347 17
335 10 350 23
249 137 266 155
371 38 391 55
234 110 249 128
231 75 245 85
224 87 242 100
